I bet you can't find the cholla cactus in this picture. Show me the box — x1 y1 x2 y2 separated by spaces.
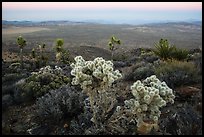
124 75 175 134
70 56 122 126
70 56 122 91
106 75 175 134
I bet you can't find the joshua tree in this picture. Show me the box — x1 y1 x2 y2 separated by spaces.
38 43 47 67
16 36 26 69
108 35 121 60
31 43 48 69
54 38 70 64
55 39 64 63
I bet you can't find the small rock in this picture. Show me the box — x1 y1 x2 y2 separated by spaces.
2 94 13 109
64 123 68 128
11 123 27 134
27 125 50 135
176 86 201 97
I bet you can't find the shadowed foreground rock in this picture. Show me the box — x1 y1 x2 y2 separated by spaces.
159 103 202 135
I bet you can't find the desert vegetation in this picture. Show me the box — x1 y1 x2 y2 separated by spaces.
2 23 202 135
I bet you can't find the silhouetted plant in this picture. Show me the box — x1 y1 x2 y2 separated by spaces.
108 35 121 60
16 36 26 68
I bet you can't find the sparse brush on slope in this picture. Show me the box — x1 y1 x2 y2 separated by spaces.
171 48 189 61
35 85 84 124
15 66 70 102
154 60 201 88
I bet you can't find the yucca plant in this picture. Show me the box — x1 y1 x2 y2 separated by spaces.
16 36 26 69
153 39 175 60
108 35 121 60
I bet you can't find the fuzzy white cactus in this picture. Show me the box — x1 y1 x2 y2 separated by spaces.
70 56 122 126
70 56 122 91
124 75 175 131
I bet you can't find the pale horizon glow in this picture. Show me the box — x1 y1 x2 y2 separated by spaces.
2 2 202 24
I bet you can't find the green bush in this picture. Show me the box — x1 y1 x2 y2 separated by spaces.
154 60 201 88
171 48 189 61
124 62 155 81
15 66 70 101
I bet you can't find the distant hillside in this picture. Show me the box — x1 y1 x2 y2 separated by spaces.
143 21 202 27
2 20 202 27
2 20 91 27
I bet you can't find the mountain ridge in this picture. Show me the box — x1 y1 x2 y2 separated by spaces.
2 20 202 26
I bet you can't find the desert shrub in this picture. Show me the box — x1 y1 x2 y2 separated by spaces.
35 85 84 124
160 103 202 135
2 94 13 110
15 66 70 101
2 73 29 95
187 51 202 75
171 48 189 61
124 62 155 81
113 61 130 68
8 62 21 71
154 60 201 88
69 98 94 135
140 51 159 63
2 73 27 85
112 53 128 61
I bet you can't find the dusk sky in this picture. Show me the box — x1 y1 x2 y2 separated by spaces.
2 2 202 24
